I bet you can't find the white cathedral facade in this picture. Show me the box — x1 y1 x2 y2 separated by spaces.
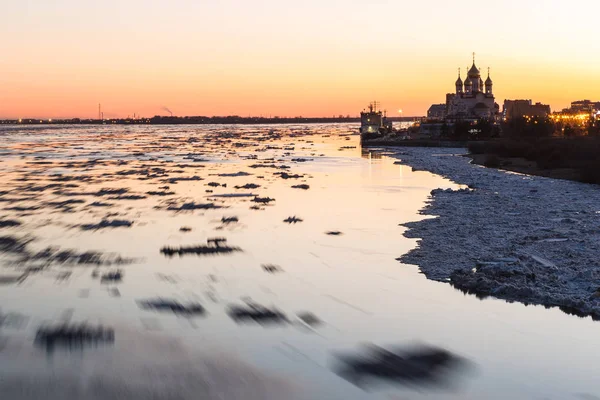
446 56 499 120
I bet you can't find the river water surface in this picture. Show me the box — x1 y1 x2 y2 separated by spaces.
0 124 599 400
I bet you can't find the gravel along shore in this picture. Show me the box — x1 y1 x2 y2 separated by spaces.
394 147 600 320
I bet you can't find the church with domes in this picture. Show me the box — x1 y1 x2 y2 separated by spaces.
446 55 500 120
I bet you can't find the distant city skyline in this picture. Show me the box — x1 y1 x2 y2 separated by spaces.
1 0 598 119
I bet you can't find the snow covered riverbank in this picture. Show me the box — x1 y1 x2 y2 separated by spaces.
393 147 600 320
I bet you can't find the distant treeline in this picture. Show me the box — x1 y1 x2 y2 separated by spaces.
439 116 600 183
469 137 600 184
149 116 362 124
437 115 600 141
0 115 418 125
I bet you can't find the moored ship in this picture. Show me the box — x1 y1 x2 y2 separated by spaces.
360 102 393 142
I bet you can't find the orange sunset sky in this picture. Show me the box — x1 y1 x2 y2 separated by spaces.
0 0 598 119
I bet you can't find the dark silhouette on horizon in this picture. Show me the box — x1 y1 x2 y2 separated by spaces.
0 115 418 126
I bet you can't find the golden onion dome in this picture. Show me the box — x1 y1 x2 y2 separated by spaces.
468 63 480 78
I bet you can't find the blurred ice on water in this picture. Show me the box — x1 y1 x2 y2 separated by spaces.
0 327 300 400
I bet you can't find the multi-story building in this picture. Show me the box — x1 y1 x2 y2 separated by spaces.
503 100 551 120
427 104 447 120
568 100 600 113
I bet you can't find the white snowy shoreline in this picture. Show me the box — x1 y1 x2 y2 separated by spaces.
392 147 600 320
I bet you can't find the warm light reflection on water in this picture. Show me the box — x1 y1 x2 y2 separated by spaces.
0 124 599 400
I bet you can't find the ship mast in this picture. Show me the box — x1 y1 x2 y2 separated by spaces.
367 101 382 114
